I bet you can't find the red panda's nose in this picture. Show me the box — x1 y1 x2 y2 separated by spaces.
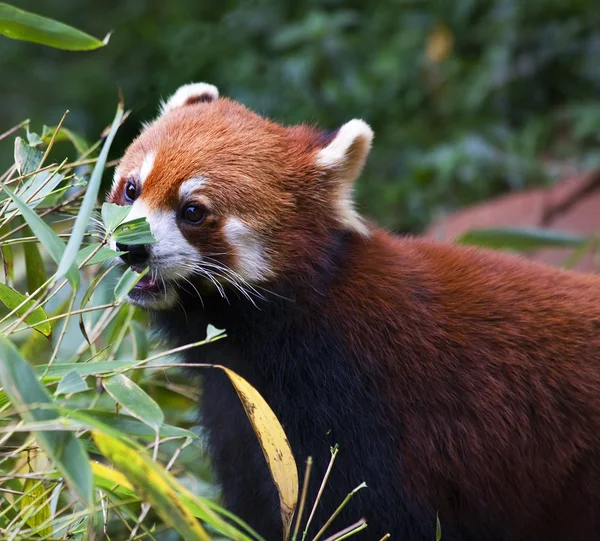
116 243 150 267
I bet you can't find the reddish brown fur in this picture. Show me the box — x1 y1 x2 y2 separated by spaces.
333 232 600 538
110 90 600 539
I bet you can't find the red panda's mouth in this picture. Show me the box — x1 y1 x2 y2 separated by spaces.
132 274 162 294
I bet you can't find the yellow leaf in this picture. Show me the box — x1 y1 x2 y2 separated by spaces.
93 431 211 541
426 23 454 63
21 477 52 537
218 365 299 539
91 461 134 492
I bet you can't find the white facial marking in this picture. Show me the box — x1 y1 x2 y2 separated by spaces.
179 177 207 200
139 152 156 185
110 199 201 309
159 82 219 116
111 171 122 193
223 218 272 282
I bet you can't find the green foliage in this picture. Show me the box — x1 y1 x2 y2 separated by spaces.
0 2 108 50
0 119 371 540
2 1 600 230
0 122 250 539
457 227 588 251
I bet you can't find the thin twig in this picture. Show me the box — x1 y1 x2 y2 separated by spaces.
39 110 69 169
0 119 29 142
322 519 367 541
312 482 367 541
302 445 339 541
291 457 313 541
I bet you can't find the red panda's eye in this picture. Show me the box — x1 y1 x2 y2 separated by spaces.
183 205 206 224
124 180 138 203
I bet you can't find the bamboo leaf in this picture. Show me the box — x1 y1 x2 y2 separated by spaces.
457 227 588 252
113 217 156 245
36 360 138 380
0 3 109 50
57 102 124 280
21 478 52 537
42 125 89 155
93 430 211 541
130 320 149 360
91 461 136 497
75 243 123 266
218 365 299 538
0 183 79 287
0 337 92 506
0 282 51 336
114 266 148 303
101 202 131 233
23 231 46 293
56 369 90 395
14 136 42 175
84 410 199 442
103 374 164 430
1 242 13 282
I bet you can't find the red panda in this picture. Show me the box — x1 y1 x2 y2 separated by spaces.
108 82 600 541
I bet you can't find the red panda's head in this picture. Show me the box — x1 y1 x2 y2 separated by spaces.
108 82 373 309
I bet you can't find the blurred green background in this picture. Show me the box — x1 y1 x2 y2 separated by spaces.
2 0 600 232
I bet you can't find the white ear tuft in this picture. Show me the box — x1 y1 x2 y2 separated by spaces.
316 119 373 174
159 82 219 116
315 119 373 236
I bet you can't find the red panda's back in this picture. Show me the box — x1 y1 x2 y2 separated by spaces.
331 230 600 539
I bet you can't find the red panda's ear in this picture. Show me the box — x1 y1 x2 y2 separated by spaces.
315 119 373 235
159 82 219 116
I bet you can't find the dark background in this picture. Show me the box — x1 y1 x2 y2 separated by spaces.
2 0 600 232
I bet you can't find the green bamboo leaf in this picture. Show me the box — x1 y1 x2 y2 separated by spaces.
84 410 200 442
93 431 211 541
0 282 51 336
56 369 90 396
0 3 109 50
76 243 123 266
101 202 131 233
21 477 52 537
113 217 156 245
23 229 46 293
103 374 164 430
1 242 13 282
130 320 149 360
57 102 124 280
0 337 92 506
114 266 148 303
14 136 43 175
0 183 79 287
25 128 43 147
456 227 588 252
36 360 138 381
42 125 89 155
